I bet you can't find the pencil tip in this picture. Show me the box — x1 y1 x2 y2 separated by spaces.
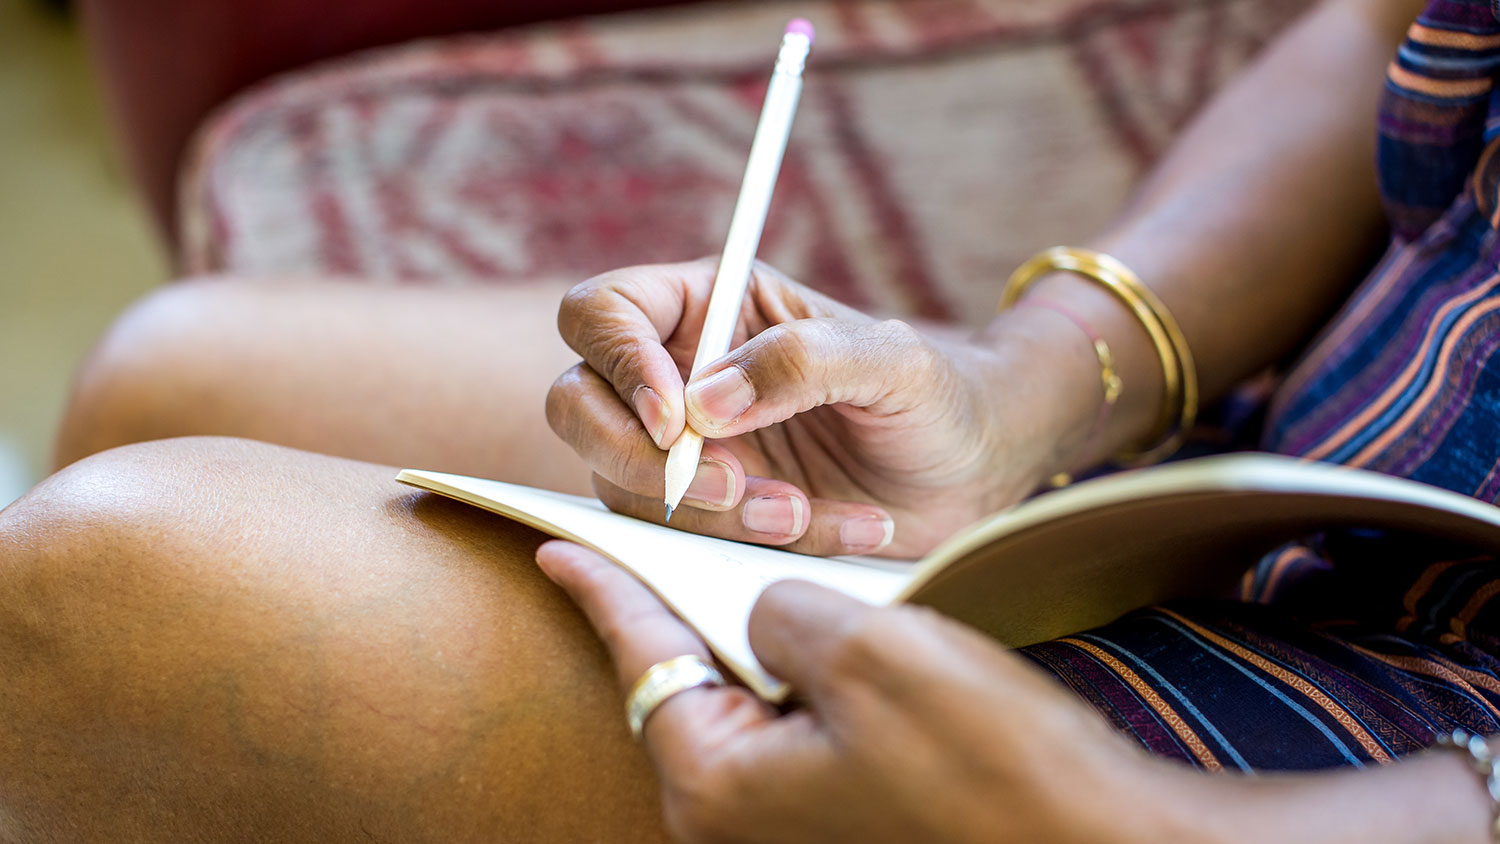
664 503 675 522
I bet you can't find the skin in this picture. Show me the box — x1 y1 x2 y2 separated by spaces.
547 259 1072 556
53 276 595 495
20 0 1498 839
1017 0 1430 470
3 438 1490 843
539 540 1499 844
1 437 666 843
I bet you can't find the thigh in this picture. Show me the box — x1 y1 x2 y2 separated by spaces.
0 437 664 843
57 276 592 495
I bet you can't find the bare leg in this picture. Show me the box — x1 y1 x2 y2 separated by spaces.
1 436 666 843
52 275 974 492
55 277 592 494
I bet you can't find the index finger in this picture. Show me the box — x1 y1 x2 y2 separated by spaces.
535 541 774 755
556 261 714 448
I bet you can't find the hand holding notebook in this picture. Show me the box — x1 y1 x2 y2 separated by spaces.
535 538 1184 844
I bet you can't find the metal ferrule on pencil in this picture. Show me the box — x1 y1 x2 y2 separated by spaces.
774 33 812 77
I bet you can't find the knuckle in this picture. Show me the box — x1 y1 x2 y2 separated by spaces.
557 270 653 364
599 434 654 492
606 265 662 304
878 316 920 341
543 366 583 435
875 318 946 386
571 556 620 607
592 601 656 658
757 321 818 386
591 330 642 388
583 577 692 658
544 364 607 448
876 318 927 358
556 278 608 341
748 258 791 290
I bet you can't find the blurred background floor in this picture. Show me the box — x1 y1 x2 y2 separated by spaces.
0 0 165 506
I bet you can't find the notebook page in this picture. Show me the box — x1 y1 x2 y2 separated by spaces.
397 470 910 700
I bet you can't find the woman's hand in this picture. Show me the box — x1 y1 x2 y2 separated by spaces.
536 540 1201 844
547 259 1096 556
540 539 1500 844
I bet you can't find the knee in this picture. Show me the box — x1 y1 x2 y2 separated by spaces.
0 438 231 831
0 438 646 841
0 439 223 681
0 437 412 838
55 277 253 468
0 437 298 693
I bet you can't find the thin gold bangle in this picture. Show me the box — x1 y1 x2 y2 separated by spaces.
1000 247 1198 466
1016 296 1122 487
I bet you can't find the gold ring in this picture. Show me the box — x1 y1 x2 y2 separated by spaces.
625 655 727 740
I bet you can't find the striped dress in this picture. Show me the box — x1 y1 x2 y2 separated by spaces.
1020 0 1500 771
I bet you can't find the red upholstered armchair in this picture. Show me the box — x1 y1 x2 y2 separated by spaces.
80 0 701 242
81 0 1312 325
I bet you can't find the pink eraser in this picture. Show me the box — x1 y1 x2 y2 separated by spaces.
785 18 815 43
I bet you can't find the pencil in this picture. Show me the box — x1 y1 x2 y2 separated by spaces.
663 18 815 521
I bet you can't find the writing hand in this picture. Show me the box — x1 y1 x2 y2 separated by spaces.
547 259 1083 556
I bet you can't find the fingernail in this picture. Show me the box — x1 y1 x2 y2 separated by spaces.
840 515 894 552
632 385 668 447
685 368 753 427
684 458 735 508
742 495 804 536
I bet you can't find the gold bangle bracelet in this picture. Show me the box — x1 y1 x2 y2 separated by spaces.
1000 247 1198 466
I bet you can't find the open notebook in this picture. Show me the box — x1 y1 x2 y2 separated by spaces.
398 454 1500 701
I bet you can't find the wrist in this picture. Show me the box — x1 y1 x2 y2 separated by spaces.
1179 750 1494 844
969 304 1106 486
1016 268 1172 465
1068 744 1496 844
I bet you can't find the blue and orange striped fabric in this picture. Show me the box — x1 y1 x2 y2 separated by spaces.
1377 0 1500 240
1023 543 1500 770
1020 0 1500 770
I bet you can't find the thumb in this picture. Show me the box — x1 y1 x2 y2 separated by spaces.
683 317 945 437
748 580 948 708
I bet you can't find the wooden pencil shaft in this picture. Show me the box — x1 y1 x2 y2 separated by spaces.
663 429 704 517
664 31 810 515
688 52 806 379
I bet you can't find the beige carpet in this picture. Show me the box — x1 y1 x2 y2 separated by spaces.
0 2 164 506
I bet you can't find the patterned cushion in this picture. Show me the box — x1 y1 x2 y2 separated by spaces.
180 0 1309 323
